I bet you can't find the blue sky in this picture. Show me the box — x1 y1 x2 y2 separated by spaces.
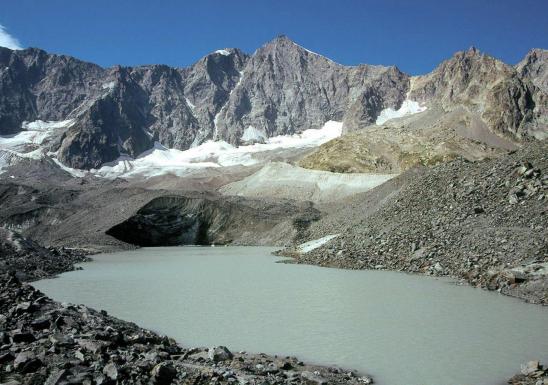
1 0 547 74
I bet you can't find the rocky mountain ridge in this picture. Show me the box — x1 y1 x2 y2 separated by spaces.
0 38 546 170
409 47 547 140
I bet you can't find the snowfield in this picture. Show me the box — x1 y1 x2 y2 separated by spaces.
241 125 268 143
87 120 344 179
375 100 427 125
0 120 343 178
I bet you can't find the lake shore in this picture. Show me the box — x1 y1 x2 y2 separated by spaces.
0 237 374 384
1 233 546 385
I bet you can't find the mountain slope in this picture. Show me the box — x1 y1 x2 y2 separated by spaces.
292 140 548 304
300 48 548 173
215 35 409 143
0 41 546 171
409 47 547 140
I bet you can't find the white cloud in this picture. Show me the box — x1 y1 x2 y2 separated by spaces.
0 24 22 50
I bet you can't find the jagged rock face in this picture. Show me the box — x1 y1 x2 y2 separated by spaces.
182 49 249 145
0 47 250 169
341 66 409 132
216 36 409 142
59 66 157 169
409 48 546 139
517 48 548 93
58 52 250 169
0 41 546 170
0 47 104 135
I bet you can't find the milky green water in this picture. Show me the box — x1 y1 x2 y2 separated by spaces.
34 246 548 385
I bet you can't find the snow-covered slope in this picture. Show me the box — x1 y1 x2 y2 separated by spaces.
0 120 343 179
0 119 74 153
0 119 75 174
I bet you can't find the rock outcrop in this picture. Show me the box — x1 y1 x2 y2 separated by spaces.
0 228 90 281
517 48 548 93
409 47 547 140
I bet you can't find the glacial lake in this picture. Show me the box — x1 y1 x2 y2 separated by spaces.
34 246 548 385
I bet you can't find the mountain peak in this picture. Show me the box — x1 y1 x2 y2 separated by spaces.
262 34 299 50
258 34 340 65
273 34 293 43
467 46 480 54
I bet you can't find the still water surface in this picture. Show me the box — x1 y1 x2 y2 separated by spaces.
34 247 548 385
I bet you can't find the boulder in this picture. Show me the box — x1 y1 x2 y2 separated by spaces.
102 362 119 380
14 351 42 373
208 346 233 362
150 362 177 385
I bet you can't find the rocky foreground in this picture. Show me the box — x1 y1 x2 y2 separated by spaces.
508 362 548 385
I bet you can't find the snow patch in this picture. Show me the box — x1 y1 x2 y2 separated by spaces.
51 158 87 178
185 97 196 111
289 40 344 66
102 81 116 91
298 235 339 254
21 119 75 131
241 126 267 143
0 119 75 174
376 100 426 125
215 49 231 56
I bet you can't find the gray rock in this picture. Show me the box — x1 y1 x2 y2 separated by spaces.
11 330 35 343
14 351 42 373
409 47 547 140
521 361 542 376
208 346 233 362
301 370 329 384
102 362 119 380
44 369 67 385
516 49 548 93
150 362 177 385
216 35 408 142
